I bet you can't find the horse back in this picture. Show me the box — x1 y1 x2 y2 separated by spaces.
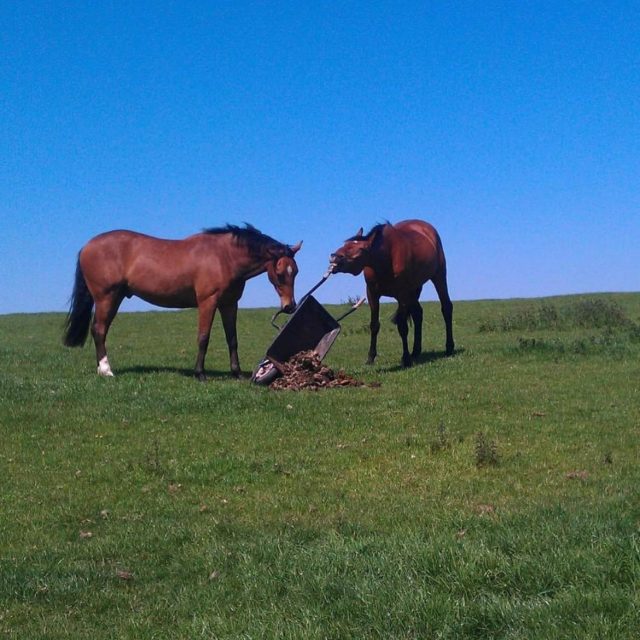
392 219 445 275
80 230 182 273
78 231 227 307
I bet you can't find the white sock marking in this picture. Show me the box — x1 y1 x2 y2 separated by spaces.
97 356 114 377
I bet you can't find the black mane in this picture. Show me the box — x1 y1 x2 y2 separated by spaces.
345 222 389 242
203 224 292 258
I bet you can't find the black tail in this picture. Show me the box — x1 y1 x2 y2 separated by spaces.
63 257 94 347
391 308 414 326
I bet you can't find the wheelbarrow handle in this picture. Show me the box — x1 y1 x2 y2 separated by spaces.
270 310 284 330
334 296 367 323
271 266 336 330
299 266 335 304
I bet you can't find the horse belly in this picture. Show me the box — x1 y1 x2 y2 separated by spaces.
126 272 198 308
123 249 201 308
131 287 197 309
370 266 435 301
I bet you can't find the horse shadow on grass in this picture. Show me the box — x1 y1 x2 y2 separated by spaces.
376 347 464 374
116 365 252 380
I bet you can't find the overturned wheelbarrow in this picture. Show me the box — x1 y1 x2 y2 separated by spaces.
251 275 365 385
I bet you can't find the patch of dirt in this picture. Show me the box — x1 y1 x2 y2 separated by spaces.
565 470 589 481
270 350 373 391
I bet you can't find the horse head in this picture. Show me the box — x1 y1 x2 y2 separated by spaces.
329 227 375 276
266 241 302 313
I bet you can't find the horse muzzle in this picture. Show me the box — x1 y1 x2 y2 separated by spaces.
271 303 295 329
329 255 345 272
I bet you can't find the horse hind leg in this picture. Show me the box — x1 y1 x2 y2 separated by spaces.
433 272 454 356
394 306 412 368
92 291 124 376
409 300 423 360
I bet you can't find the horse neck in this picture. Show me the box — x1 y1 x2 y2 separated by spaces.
368 225 394 272
236 243 286 280
235 251 271 280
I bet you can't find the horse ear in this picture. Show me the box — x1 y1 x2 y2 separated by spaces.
290 240 303 254
355 227 363 238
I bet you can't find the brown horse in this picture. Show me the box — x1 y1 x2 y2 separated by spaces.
330 219 453 367
63 225 301 379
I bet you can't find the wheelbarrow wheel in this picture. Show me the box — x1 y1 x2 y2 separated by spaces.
251 359 280 386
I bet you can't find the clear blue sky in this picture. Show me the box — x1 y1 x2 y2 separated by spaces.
2 1 638 314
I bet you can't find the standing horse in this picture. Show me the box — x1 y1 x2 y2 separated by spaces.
329 219 453 367
63 225 301 380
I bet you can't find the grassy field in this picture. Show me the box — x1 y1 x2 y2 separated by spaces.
1 293 639 639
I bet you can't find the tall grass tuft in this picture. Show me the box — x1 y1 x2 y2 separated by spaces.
474 431 499 467
430 421 452 453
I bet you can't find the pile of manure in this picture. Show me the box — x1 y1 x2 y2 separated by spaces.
269 350 375 391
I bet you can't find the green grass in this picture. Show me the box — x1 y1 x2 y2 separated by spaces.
1 293 639 638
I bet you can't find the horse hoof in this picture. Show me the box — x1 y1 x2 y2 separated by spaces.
402 356 413 368
196 373 207 382
366 357 376 365
231 369 241 379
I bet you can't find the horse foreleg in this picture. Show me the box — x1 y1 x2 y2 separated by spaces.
194 295 219 381
367 289 380 365
410 300 423 360
219 303 241 378
433 273 454 356
395 306 412 368
92 292 124 376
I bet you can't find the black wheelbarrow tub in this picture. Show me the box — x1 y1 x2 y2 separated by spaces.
251 295 342 385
